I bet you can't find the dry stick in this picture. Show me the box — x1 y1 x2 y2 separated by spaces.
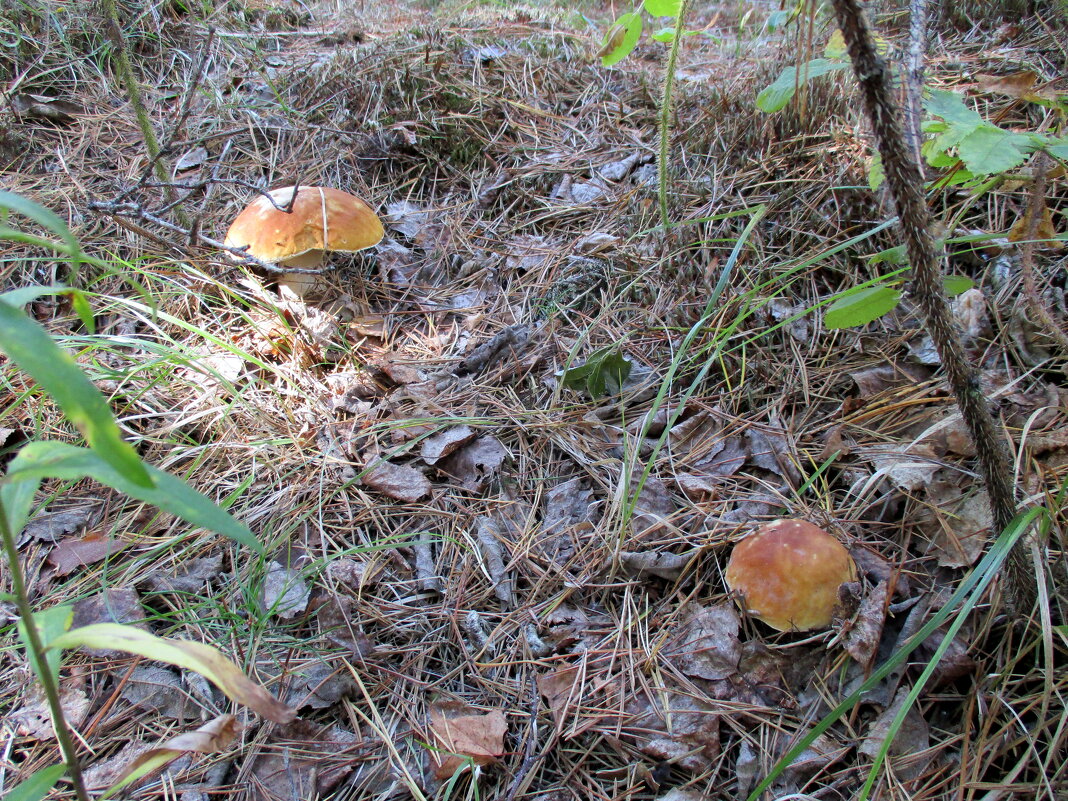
830 0 1036 613
100 0 186 226
903 0 927 165
1019 152 1068 359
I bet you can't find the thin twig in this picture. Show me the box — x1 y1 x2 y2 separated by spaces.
831 0 1035 613
1019 152 1068 360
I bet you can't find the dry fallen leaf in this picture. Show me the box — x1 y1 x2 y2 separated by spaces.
436 435 508 492
12 685 90 740
420 424 476 465
173 146 209 172
624 688 721 772
249 720 361 798
48 532 129 576
859 689 932 782
285 661 356 710
120 665 202 720
360 458 432 501
427 703 508 780
71 588 147 657
259 560 311 619
618 549 697 581
1008 199 1063 250
536 478 597 564
103 714 239 796
664 604 742 681
19 502 102 544
12 93 82 123
142 554 223 594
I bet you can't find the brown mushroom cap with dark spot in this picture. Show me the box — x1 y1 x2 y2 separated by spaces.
724 519 858 632
224 186 384 270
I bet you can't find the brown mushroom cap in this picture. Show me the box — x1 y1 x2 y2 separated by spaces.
724 519 858 632
223 186 384 269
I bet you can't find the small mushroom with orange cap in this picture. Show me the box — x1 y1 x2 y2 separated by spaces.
224 185 384 299
724 519 858 632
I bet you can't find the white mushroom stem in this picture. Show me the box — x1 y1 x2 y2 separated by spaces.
277 250 326 300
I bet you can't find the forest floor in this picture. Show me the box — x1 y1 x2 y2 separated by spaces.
1 0 1066 800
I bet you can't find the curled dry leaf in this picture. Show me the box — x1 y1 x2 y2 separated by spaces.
101 714 239 797
420 424 476 465
427 703 508 780
476 516 514 605
437 435 508 492
842 580 889 665
49 624 296 724
360 458 432 501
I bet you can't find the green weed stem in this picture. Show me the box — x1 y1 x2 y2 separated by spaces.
0 496 91 801
657 0 691 231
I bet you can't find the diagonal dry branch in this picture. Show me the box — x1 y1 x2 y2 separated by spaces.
830 0 1036 613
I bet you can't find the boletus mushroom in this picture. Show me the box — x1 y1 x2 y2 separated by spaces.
724 519 857 632
224 185 384 299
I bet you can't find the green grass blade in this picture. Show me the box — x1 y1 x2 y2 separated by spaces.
0 190 81 259
0 299 152 488
5 441 261 552
3 763 68 801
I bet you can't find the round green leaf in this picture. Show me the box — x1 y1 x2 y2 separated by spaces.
644 0 681 16
942 275 975 296
600 12 643 67
824 285 903 329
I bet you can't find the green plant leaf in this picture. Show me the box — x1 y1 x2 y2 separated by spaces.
868 244 907 265
924 89 985 135
600 12 643 67
0 299 152 488
756 59 848 113
595 349 632 396
956 127 1033 174
3 763 68 801
17 605 74 686
824 29 847 59
4 441 261 552
824 285 903 329
942 275 975 296
49 624 295 723
765 9 795 31
651 26 676 42
1044 135 1068 159
0 190 81 259
560 346 632 398
868 152 884 191
643 0 681 15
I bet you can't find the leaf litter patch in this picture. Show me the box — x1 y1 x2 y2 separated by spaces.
2 2 1066 800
